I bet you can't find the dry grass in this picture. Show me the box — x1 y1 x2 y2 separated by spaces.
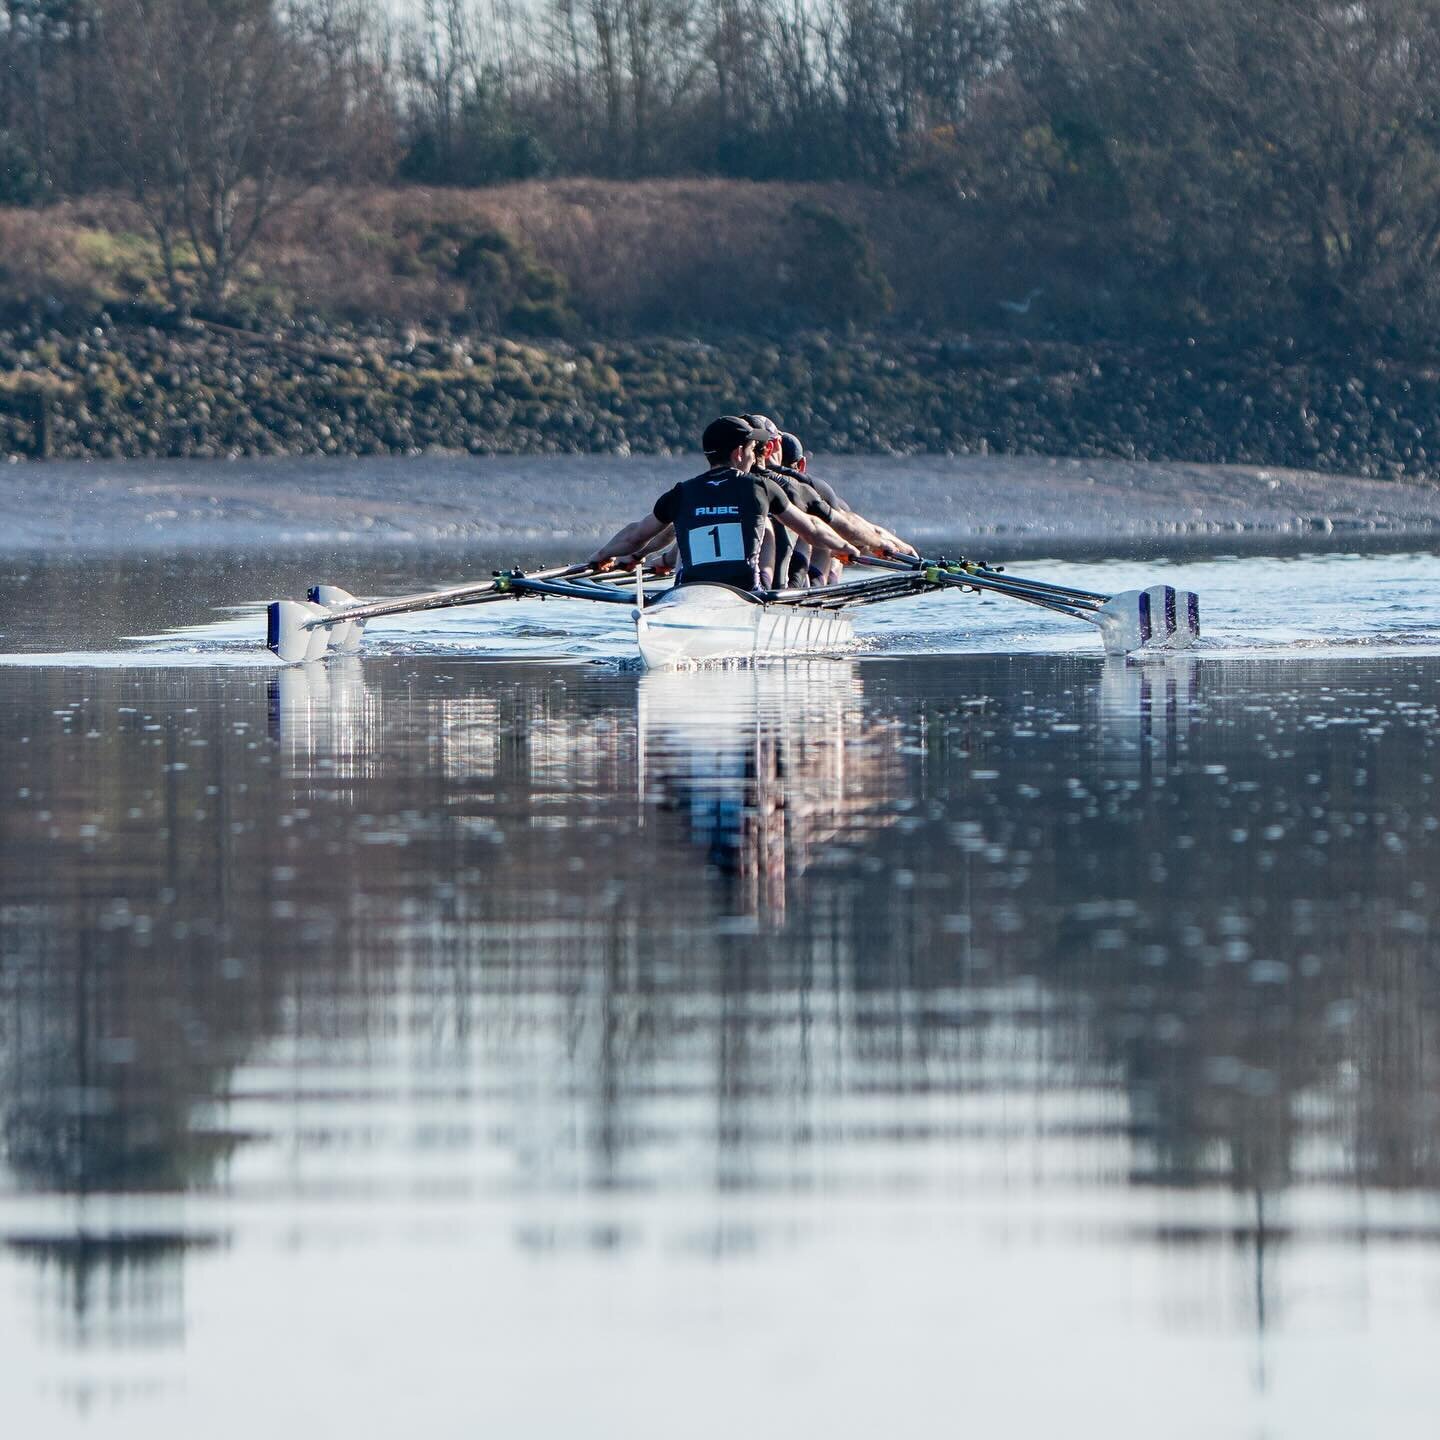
0 208 123 311
0 180 992 332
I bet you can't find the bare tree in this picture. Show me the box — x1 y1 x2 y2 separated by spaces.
828 0 997 174
401 0 473 164
989 0 1440 338
96 0 374 309
0 0 101 196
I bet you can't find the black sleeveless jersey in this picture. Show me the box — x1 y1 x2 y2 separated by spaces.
757 463 837 586
771 462 844 511
653 466 792 589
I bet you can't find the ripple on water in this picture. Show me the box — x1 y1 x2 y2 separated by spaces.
3 611 1440 1434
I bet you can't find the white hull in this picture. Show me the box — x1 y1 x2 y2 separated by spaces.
635 583 855 669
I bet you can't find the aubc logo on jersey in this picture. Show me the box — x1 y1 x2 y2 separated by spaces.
694 505 739 516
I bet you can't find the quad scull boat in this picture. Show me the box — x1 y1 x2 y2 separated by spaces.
265 555 1201 667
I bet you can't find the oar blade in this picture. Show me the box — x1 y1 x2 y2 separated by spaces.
267 599 332 664
1094 585 1201 655
308 585 367 654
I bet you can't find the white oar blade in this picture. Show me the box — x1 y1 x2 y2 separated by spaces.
308 585 367 654
1093 586 1201 656
1175 589 1201 649
266 599 332 664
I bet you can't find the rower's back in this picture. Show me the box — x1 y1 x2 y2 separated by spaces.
653 466 791 590
758 462 840 586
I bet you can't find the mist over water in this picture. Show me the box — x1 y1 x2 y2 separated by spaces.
3 544 1440 1435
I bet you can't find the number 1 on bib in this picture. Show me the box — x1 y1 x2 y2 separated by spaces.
685 522 745 564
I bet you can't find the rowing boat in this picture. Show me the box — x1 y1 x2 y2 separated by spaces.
636 582 856 667
265 556 1202 667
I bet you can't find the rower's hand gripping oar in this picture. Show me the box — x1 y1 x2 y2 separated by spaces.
858 555 1200 656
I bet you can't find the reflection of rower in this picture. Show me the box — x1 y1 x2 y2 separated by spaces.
638 666 794 921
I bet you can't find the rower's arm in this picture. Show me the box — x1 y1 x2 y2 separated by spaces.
872 523 917 557
825 508 918 559
631 522 674 558
587 514 669 569
777 505 859 559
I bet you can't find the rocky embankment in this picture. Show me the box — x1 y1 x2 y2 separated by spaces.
3 316 1440 478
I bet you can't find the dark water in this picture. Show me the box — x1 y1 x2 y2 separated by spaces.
3 553 1440 1435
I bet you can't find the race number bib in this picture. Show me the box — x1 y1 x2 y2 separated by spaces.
684 521 745 564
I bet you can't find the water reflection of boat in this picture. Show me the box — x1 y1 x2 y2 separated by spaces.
638 662 903 922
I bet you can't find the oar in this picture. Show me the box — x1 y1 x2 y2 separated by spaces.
267 561 597 662
856 555 1094 617
886 553 1111 606
267 560 670 662
855 555 1200 655
309 560 599 627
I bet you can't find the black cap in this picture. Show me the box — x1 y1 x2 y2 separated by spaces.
744 413 782 442
780 431 804 466
702 414 769 456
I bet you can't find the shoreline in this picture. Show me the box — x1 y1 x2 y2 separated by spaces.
5 322 1440 485
4 453 1440 559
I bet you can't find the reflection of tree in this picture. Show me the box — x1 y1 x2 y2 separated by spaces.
0 666 305 1353
266 647 1440 1224
893 656 1440 1198
9 639 1440 1371
7 1233 218 1351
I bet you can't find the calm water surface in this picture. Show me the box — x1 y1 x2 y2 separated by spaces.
2 549 1440 1436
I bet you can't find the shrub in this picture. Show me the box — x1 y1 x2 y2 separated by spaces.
400 219 577 334
782 202 894 327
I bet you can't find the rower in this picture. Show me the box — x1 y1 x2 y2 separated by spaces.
586 415 860 589
743 414 917 586
779 425 912 585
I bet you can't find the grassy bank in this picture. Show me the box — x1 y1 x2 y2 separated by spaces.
0 181 984 335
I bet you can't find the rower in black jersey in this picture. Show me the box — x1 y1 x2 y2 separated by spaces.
585 415 859 589
779 430 846 584
742 413 830 587
741 414 917 586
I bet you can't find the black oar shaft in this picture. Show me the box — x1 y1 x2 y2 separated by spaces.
959 569 1110 605
963 574 1103 612
930 571 1093 621
853 555 1095 621
875 553 1111 606
863 555 1107 607
305 562 599 628
506 577 649 605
